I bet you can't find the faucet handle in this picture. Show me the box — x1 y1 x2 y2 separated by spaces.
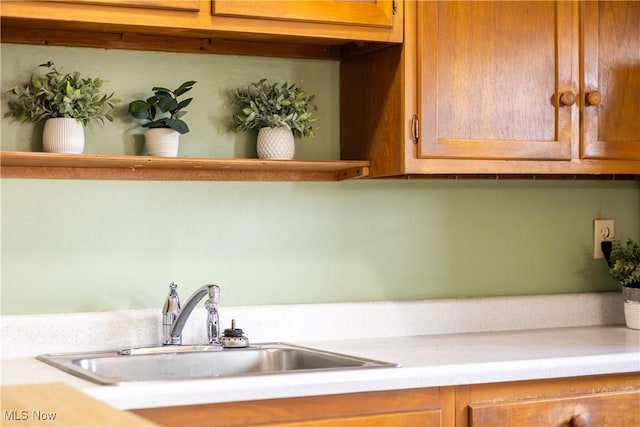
163 282 181 313
206 284 220 304
205 298 220 345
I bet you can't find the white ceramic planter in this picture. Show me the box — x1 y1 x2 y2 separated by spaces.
622 287 640 330
257 127 295 160
624 301 640 330
42 118 85 154
144 128 180 157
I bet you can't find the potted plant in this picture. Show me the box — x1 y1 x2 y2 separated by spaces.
603 238 640 329
5 61 118 154
128 80 196 157
231 79 317 160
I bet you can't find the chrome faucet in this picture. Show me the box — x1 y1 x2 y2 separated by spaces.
163 283 222 347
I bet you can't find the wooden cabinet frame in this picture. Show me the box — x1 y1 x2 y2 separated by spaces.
0 0 403 182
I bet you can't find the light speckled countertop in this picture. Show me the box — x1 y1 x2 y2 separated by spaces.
2 294 639 409
2 326 639 409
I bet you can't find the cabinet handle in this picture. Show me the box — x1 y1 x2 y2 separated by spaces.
559 91 576 106
585 91 602 106
570 414 589 427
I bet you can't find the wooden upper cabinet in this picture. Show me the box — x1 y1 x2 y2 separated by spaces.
419 1 574 161
0 0 402 54
582 1 640 161
213 0 397 28
340 0 639 177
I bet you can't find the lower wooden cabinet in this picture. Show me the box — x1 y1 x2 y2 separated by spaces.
131 373 639 427
131 387 455 427
457 373 640 427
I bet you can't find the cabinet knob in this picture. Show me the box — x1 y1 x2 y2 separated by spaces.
570 414 590 427
586 91 602 106
559 91 576 106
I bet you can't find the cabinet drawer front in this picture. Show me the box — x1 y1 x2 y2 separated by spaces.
470 391 640 427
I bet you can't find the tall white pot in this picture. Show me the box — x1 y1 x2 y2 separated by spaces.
144 128 180 157
43 118 85 154
257 127 295 160
623 286 640 330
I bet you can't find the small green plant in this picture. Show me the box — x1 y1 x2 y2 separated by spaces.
5 61 118 126
608 238 640 288
128 81 196 135
231 79 317 139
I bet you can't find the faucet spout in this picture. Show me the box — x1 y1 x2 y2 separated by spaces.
164 284 220 346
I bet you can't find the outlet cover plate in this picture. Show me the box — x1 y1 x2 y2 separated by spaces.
594 219 615 259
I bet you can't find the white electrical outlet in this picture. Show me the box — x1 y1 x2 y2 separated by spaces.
594 219 615 259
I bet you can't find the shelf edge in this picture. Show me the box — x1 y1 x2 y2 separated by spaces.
0 152 370 181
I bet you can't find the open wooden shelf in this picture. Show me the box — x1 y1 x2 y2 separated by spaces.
0 151 370 181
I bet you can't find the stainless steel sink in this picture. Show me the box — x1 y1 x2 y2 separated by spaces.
37 343 397 385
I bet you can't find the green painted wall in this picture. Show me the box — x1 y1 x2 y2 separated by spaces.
1 44 639 315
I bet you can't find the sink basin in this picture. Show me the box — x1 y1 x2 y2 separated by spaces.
37 343 397 385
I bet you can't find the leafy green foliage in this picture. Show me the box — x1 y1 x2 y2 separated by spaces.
610 238 640 288
128 81 196 135
231 79 317 139
5 61 118 126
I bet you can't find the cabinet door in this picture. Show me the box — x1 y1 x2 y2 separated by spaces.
213 1 396 28
418 1 574 160
582 1 640 160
